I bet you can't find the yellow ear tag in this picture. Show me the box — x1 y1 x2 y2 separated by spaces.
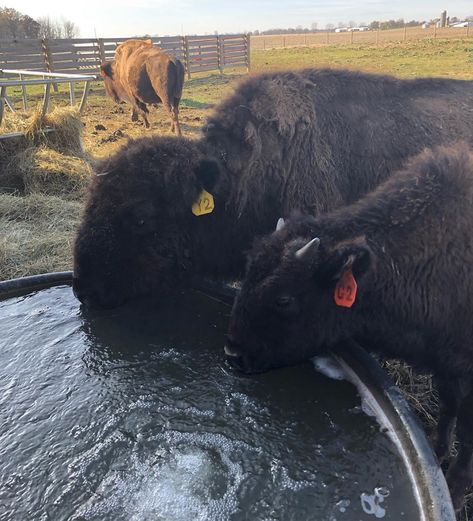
192 190 215 216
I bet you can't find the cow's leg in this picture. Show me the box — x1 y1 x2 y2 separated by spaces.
134 100 150 128
131 108 139 122
434 376 464 464
161 101 176 134
446 380 473 513
172 98 182 136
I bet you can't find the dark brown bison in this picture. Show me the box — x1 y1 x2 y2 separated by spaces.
73 68 473 308
100 38 185 134
225 144 473 514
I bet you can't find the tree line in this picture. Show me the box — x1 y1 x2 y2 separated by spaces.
249 14 473 35
0 6 79 39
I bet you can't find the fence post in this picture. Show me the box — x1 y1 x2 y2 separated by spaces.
183 36 191 79
245 33 251 72
217 35 223 74
403 25 407 41
42 39 58 93
350 30 354 44
376 28 380 45
467 25 470 38
433 25 437 39
97 38 106 62
283 36 286 48
19 73 28 110
326 31 329 44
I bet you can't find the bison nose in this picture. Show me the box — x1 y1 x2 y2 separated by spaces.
72 276 115 308
72 276 98 307
224 336 251 373
224 335 241 357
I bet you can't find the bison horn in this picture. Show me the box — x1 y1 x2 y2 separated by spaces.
276 218 285 231
295 237 320 261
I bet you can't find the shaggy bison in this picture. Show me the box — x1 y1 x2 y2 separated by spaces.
100 38 184 133
225 144 473 513
73 68 473 308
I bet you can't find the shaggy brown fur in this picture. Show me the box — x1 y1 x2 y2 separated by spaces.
100 39 185 134
226 143 473 515
73 68 473 308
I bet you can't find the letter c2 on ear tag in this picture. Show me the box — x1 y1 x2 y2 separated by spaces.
334 269 357 308
192 190 215 216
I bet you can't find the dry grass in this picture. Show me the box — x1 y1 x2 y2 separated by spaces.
0 193 82 279
0 107 92 280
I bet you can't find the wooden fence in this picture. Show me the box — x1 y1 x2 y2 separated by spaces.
0 34 250 78
251 25 472 49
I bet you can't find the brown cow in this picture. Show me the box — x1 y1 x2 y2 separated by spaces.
100 39 185 134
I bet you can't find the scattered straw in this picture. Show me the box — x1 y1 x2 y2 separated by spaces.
0 193 83 280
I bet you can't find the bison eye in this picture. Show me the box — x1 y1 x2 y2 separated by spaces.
276 295 292 308
275 295 299 317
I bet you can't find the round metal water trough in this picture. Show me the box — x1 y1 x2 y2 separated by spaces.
0 272 455 521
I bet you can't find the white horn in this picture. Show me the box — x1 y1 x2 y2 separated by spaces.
276 218 285 231
295 237 320 260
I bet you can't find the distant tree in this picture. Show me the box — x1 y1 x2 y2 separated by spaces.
62 18 79 38
348 20 357 28
0 7 40 38
326 23 335 31
38 16 79 39
337 21 345 28
311 22 318 31
370 20 380 29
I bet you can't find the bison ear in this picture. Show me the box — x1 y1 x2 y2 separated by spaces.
318 238 372 283
244 121 261 152
100 62 113 78
194 159 221 192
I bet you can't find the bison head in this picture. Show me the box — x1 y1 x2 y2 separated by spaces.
73 136 220 308
100 60 123 103
226 219 372 373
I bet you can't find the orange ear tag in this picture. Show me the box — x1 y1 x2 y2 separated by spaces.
334 269 357 308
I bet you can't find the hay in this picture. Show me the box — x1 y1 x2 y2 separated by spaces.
0 107 93 197
2 146 93 199
27 107 86 156
0 193 82 280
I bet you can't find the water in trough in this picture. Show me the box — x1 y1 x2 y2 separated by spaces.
0 286 420 520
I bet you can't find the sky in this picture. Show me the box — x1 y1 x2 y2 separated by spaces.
12 0 473 37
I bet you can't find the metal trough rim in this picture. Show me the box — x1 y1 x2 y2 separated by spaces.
0 271 455 521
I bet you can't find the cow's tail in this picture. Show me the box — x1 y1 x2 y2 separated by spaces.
168 57 185 104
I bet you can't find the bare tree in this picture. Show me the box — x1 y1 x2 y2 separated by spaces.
38 16 79 39
62 18 79 38
311 22 318 31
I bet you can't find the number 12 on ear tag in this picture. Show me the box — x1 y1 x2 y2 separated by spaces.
334 269 357 308
192 190 215 216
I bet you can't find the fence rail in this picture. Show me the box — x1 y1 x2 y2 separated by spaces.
0 34 250 78
0 69 97 136
251 25 472 50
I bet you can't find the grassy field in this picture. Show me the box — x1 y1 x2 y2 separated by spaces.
1 39 473 517
251 25 472 49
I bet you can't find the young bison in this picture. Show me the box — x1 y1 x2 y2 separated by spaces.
225 144 473 514
100 39 184 133
73 68 473 308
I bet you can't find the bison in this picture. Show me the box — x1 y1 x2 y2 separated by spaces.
225 144 473 514
73 68 473 308
100 38 185 134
